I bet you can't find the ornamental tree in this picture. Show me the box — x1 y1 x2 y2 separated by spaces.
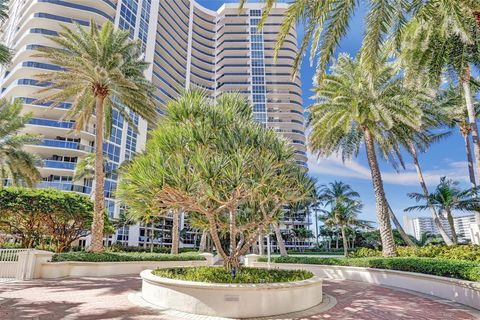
118 90 314 269
0 188 108 252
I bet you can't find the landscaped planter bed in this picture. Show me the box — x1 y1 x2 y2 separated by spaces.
140 267 323 318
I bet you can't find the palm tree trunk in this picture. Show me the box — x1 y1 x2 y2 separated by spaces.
341 226 349 257
273 222 288 256
151 228 155 253
409 143 455 246
387 204 417 247
462 68 480 184
462 130 477 188
364 128 396 256
89 95 106 253
171 210 180 254
335 230 339 249
199 230 208 252
446 210 458 244
229 209 236 257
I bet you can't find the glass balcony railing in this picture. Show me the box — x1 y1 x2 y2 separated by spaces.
37 182 92 194
29 118 74 129
43 160 76 170
40 139 94 152
1 179 91 195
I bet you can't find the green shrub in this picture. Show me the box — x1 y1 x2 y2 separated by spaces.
109 245 198 254
258 256 480 282
350 244 480 262
287 250 346 256
51 251 206 262
152 266 313 284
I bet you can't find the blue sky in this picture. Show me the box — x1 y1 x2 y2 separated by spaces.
197 0 474 226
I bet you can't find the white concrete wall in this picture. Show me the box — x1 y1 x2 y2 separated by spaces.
27 251 213 279
244 256 480 311
141 269 323 318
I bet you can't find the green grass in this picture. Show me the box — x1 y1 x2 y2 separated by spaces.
152 266 313 284
258 256 480 282
51 251 206 262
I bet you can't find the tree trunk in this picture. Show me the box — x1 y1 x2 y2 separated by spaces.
335 230 339 249
206 215 228 264
199 230 208 252
364 128 396 256
171 210 180 254
446 210 458 244
258 234 264 255
341 226 348 257
229 209 236 256
388 203 417 247
462 69 480 185
89 95 106 253
151 228 156 253
462 130 477 188
410 144 454 245
273 222 288 256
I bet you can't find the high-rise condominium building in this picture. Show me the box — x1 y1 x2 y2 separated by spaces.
404 215 476 243
0 0 307 249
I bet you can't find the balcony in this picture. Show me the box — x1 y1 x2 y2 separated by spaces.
40 139 94 152
37 182 92 194
43 160 76 170
29 118 74 129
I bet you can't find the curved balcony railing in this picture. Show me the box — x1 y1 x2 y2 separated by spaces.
43 160 76 170
40 139 94 152
29 118 74 129
1 179 91 195
37 182 92 194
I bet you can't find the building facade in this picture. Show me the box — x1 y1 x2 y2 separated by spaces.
404 215 476 243
0 0 307 249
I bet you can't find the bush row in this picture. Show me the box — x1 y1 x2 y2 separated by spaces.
108 244 199 254
51 251 206 262
258 256 480 282
350 245 480 262
152 266 313 284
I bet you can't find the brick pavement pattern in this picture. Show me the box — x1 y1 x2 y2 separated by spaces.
0 275 477 319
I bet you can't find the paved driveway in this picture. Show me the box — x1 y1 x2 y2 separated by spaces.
0 275 478 319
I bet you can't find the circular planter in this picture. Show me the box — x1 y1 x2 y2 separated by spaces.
140 269 323 318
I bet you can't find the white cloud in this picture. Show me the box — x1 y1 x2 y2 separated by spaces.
307 151 470 187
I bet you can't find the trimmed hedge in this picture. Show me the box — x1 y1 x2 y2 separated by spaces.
350 245 480 262
152 266 313 284
258 256 480 282
109 244 199 254
51 251 206 262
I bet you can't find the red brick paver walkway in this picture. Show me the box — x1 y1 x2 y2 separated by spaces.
0 275 477 319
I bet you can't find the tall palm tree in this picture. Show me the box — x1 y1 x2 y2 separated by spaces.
406 177 480 244
309 54 423 256
0 99 41 187
35 21 157 252
240 0 478 81
0 0 11 65
437 85 480 188
320 197 364 257
399 12 480 192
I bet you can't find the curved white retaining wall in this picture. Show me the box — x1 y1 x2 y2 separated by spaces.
246 257 480 310
40 259 210 279
140 269 323 318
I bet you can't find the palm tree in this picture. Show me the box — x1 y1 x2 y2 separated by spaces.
320 197 363 257
437 85 480 188
240 0 478 81
35 21 157 252
309 54 424 256
0 99 41 187
399 11 480 192
0 1 11 65
405 177 480 244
